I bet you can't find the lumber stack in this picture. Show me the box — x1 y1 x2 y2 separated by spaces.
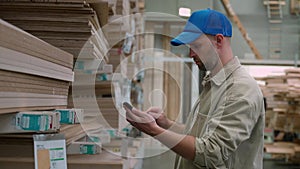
104 0 145 74
264 142 300 162
258 68 300 133
0 0 145 133
0 18 100 151
0 1 146 166
70 0 145 130
0 19 73 115
71 57 120 128
68 82 120 128
0 0 109 60
0 0 124 129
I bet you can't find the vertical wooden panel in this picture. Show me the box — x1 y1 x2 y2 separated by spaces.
162 22 182 121
143 22 164 109
163 61 182 121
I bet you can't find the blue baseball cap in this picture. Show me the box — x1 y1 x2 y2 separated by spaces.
171 8 232 46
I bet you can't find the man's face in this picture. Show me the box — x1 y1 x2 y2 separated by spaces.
189 47 206 71
189 35 219 71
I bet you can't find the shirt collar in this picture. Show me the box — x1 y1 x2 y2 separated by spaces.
209 56 241 86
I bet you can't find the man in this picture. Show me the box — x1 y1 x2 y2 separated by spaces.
124 8 265 169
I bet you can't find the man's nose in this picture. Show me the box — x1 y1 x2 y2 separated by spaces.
189 49 196 58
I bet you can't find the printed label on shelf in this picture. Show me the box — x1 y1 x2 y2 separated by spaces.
34 134 67 169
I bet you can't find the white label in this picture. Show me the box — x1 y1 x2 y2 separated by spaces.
34 140 67 169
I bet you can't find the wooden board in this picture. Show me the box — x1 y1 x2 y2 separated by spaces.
90 1 109 27
0 97 67 109
60 124 85 145
71 81 113 96
0 71 70 95
0 70 70 89
4 20 91 32
0 46 73 82
0 4 94 15
0 106 66 115
0 92 67 113
0 19 73 69
28 31 91 40
0 86 68 96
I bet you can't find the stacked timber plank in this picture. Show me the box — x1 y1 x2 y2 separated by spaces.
259 69 300 161
104 0 145 74
264 142 300 162
0 1 146 167
68 96 120 128
258 68 300 133
0 10 87 150
0 0 124 130
0 19 73 115
70 0 145 130
103 0 131 47
0 0 109 60
103 2 145 130
68 80 119 128
0 0 145 134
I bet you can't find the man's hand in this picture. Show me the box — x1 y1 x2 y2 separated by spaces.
146 107 173 129
147 107 185 133
123 105 195 161
123 105 164 137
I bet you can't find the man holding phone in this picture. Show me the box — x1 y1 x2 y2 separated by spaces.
124 8 265 169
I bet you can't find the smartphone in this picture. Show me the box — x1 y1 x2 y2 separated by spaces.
123 102 133 111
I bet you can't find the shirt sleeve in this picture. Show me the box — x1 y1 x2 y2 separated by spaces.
193 98 259 168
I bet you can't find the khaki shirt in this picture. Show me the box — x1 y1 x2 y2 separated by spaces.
175 57 265 169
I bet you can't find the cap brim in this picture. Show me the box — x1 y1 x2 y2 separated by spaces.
170 31 203 46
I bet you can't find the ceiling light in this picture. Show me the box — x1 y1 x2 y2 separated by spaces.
179 7 191 17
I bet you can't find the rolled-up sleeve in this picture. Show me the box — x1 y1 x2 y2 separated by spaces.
193 98 259 168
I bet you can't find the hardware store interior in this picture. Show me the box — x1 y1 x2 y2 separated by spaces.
0 0 300 169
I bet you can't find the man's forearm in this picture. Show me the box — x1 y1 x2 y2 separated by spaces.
167 120 186 134
151 126 196 161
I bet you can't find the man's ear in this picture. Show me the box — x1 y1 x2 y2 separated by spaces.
217 36 222 43
215 34 224 47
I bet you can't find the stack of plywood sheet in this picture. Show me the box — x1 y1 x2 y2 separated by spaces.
0 19 73 115
70 0 145 130
258 68 300 133
0 0 145 133
60 124 86 145
264 142 300 162
94 97 119 128
0 0 122 130
103 0 131 47
104 0 144 71
68 82 119 128
285 68 300 133
0 0 109 60
104 0 130 75
0 18 93 147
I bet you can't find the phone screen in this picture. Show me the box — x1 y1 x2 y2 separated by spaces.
123 102 133 111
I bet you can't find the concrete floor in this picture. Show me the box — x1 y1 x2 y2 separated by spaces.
142 150 300 169
142 141 300 169
143 158 300 169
